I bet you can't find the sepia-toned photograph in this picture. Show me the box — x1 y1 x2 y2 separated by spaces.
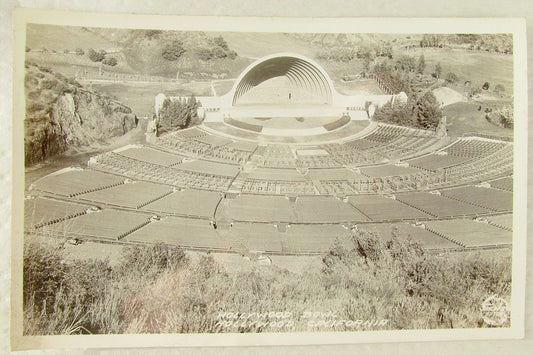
9 10 528 351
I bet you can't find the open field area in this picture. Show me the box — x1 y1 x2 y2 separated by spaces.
407 48 513 94
443 102 514 139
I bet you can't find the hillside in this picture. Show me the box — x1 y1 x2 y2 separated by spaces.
25 62 138 166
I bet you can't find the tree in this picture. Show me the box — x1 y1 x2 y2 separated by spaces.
158 97 200 130
395 55 416 72
445 72 459 84
434 62 442 78
414 92 442 129
161 40 186 61
102 56 118 66
196 47 214 61
88 48 106 62
212 36 229 51
417 54 425 74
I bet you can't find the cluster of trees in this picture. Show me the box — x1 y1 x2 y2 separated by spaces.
196 36 237 61
23 228 511 335
373 61 413 93
161 39 186 61
157 97 201 130
419 34 445 48
317 42 392 65
87 48 118 66
372 91 442 130
160 35 237 62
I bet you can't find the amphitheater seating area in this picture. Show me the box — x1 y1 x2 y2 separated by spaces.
46 209 151 241
141 189 222 218
124 216 228 250
79 181 173 209
25 197 90 229
424 219 512 247
358 222 459 249
90 152 233 191
440 186 513 212
395 192 491 218
28 122 515 253
32 169 125 197
347 195 431 221
489 177 513 192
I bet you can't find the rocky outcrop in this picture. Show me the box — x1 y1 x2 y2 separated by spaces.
24 63 138 166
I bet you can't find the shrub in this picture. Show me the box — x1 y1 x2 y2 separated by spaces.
102 56 118 66
445 72 459 84
75 48 85 56
482 82 490 90
161 39 186 61
87 48 106 62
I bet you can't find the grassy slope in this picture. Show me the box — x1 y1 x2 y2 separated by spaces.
443 101 513 139
410 48 514 94
26 24 117 51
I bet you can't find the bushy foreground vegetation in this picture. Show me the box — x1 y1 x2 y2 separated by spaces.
23 230 511 335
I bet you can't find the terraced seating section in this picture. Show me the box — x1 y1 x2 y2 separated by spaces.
424 219 512 247
347 195 431 221
33 169 125 197
485 214 513 231
176 160 240 178
407 154 472 171
282 224 352 253
46 209 151 241
396 192 491 218
315 180 359 195
90 152 233 191
226 223 283 253
79 181 173 209
25 197 90 229
246 168 306 181
142 189 222 218
216 195 295 222
360 164 422 178
489 177 513 192
443 139 506 158
307 168 364 181
294 196 369 223
174 127 207 138
194 134 233 147
440 186 513 212
358 222 458 249
226 140 258 153
124 216 229 250
241 179 315 195
158 130 252 164
442 145 513 184
116 147 184 166
321 143 381 165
